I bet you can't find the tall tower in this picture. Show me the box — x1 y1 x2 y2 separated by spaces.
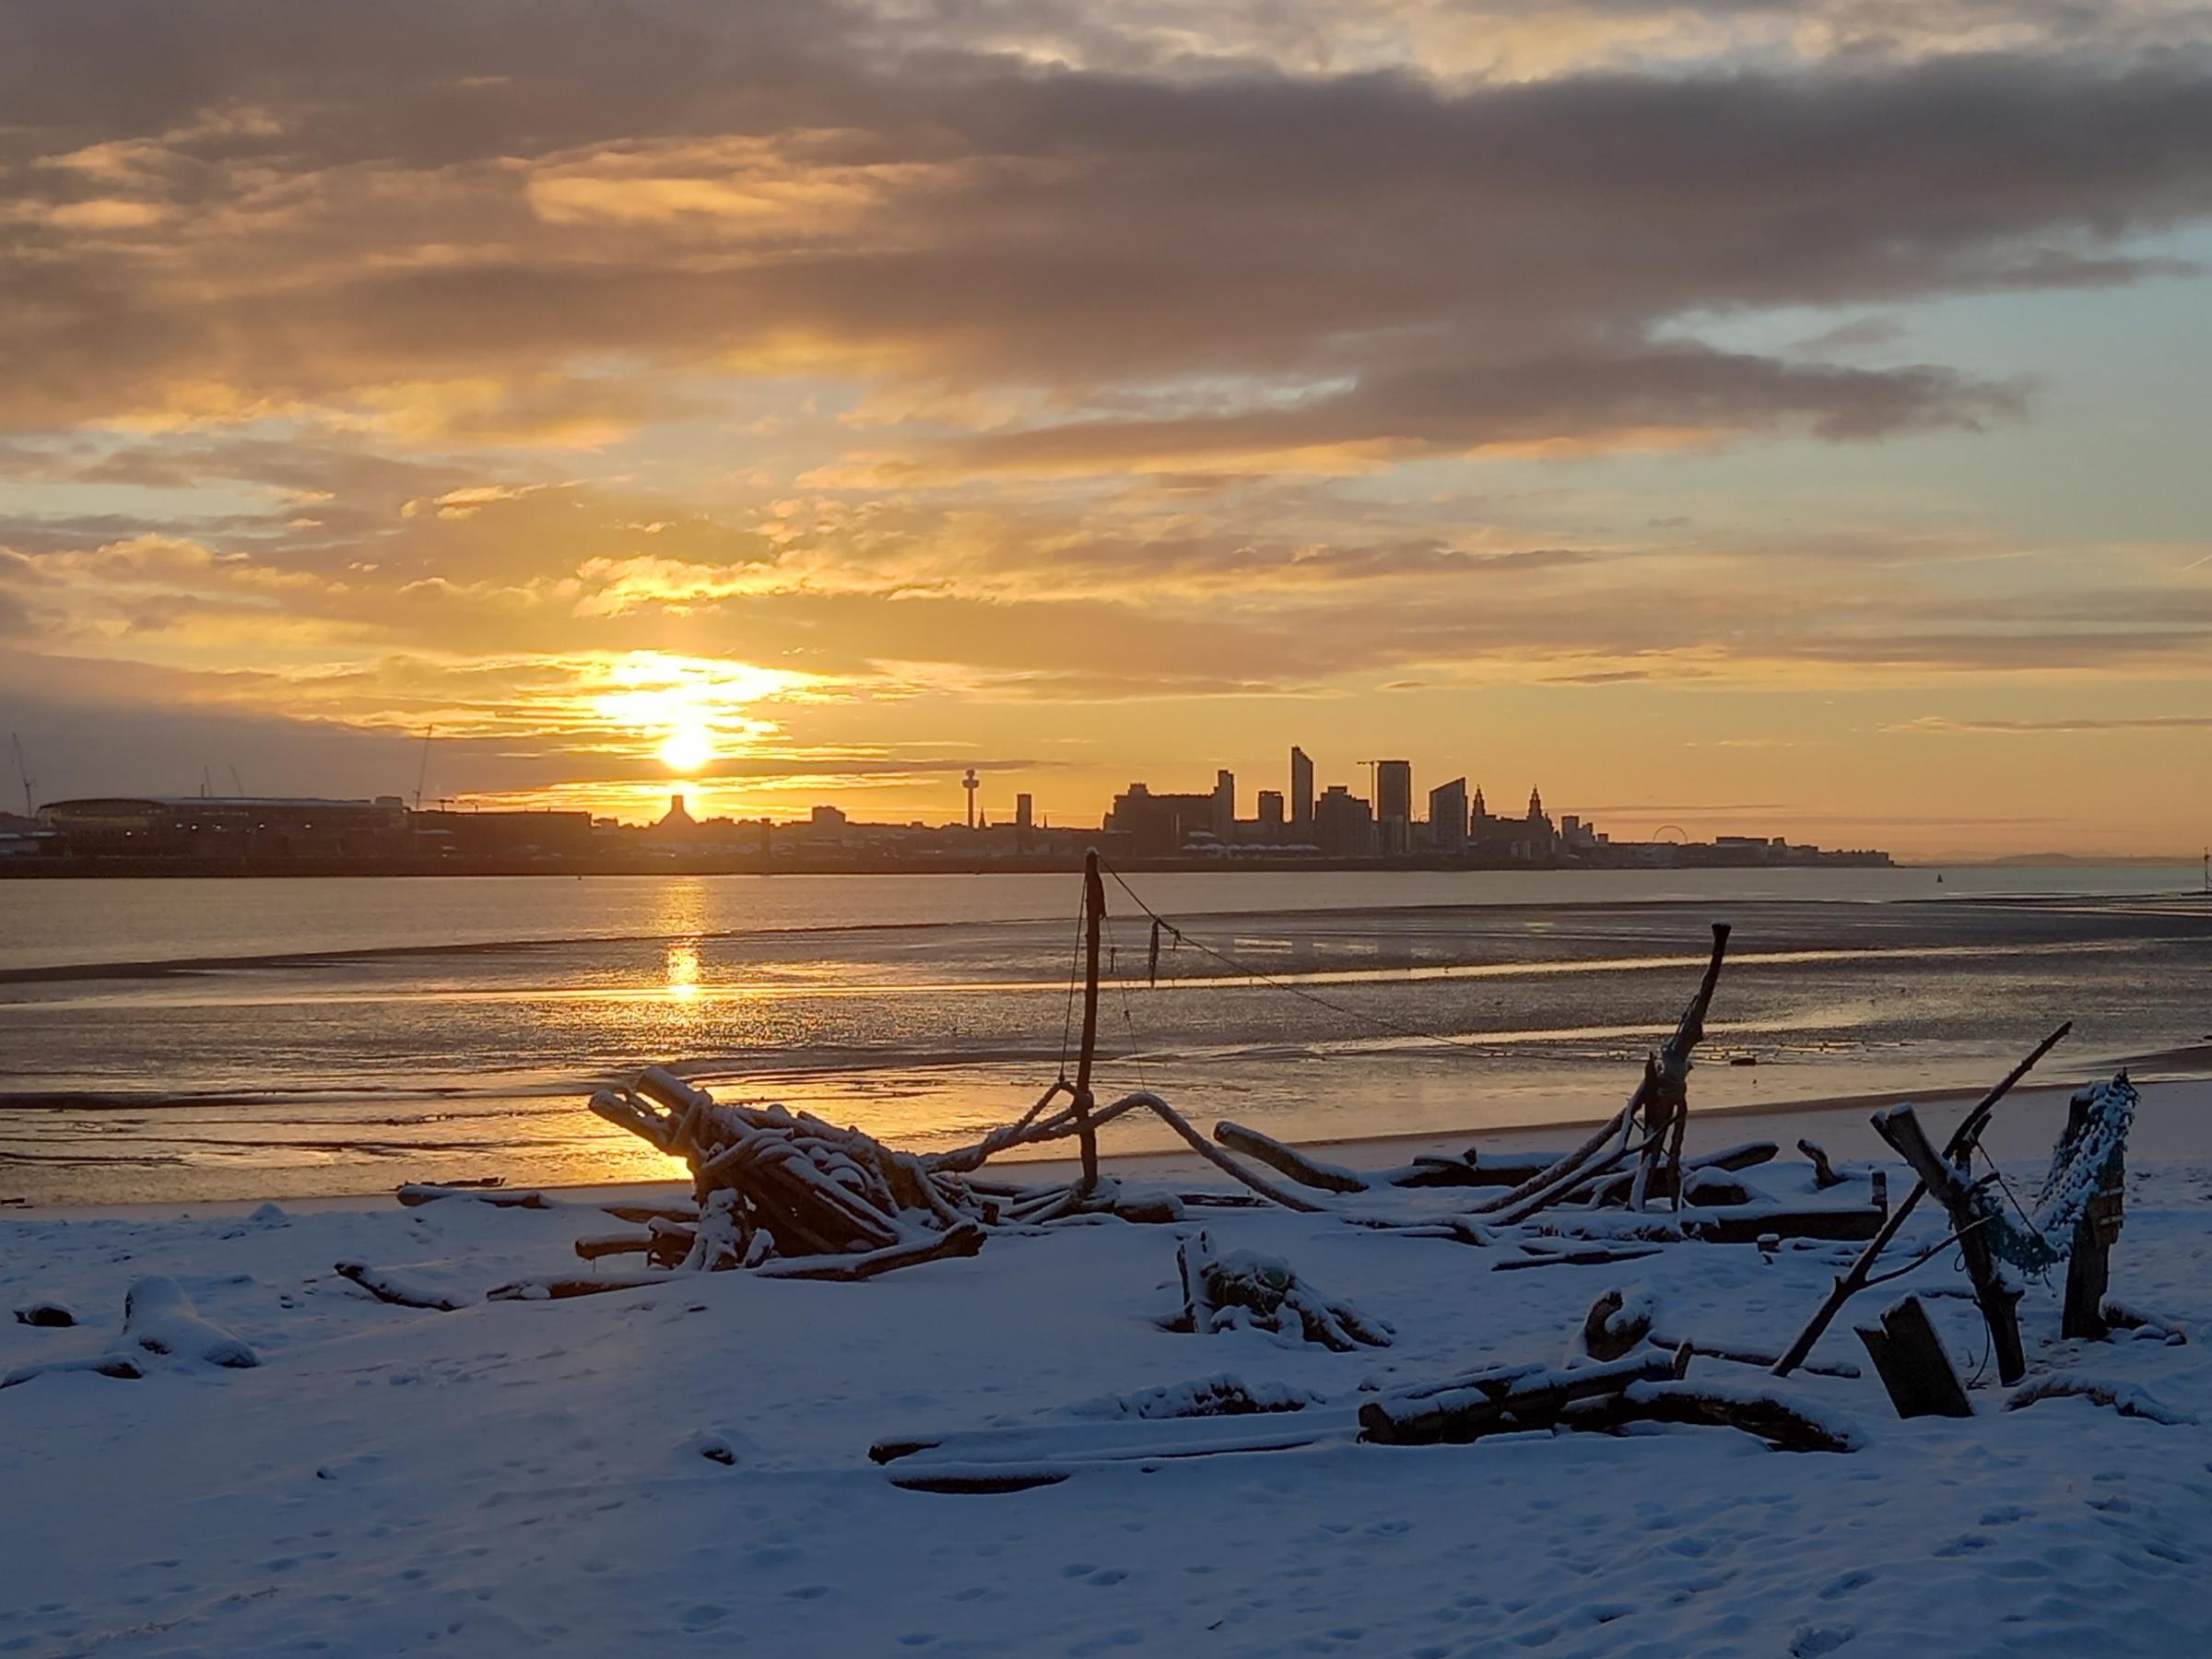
963 768 979 830
1527 785 1545 823
1289 747 1314 836
1376 760 1413 855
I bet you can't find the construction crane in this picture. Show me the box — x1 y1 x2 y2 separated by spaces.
414 728 435 812
9 732 32 816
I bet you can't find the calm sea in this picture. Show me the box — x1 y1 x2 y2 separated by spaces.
3 866 2208 1203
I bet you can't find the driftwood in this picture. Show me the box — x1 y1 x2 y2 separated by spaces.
1453 924 1731 1229
1573 1288 1654 1363
1645 1333 1859 1381
335 1261 476 1312
1359 1352 1674 1443
487 1275 670 1300
1212 1122 1369 1194
1171 1231 1391 1351
1771 1023 2068 1379
2100 1300 2187 1344
1575 1380 1858 1453
2006 1374 2197 1426
1854 1294 1971 1418
586 1064 1330 1283
1493 1245 1666 1271
753 1221 985 1281
1872 1104 2025 1386
396 1183 547 1209
1799 1139 1847 1190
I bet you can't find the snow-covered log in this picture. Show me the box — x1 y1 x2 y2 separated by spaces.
335 1261 477 1311
1213 1121 1369 1194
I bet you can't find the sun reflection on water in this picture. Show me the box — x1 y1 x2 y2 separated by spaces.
665 941 702 1002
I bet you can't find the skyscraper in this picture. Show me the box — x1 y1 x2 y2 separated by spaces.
1212 769 1235 843
1429 778 1468 853
1289 747 1314 836
1376 759 1413 854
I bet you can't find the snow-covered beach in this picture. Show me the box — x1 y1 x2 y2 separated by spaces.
7 1078 2211 1658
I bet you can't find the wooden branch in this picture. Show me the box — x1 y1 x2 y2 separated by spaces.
1492 1245 1666 1271
335 1261 475 1311
1645 1333 1859 1381
1798 1139 1847 1190
1771 1022 2068 1378
601 1201 699 1225
1872 1104 2024 1386
572 1232 654 1262
751 1221 986 1282
1213 1122 1369 1194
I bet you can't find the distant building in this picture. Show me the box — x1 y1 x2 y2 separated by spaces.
1313 784 1376 858
1256 790 1286 839
1289 747 1314 836
1106 782 1218 857
1212 770 1235 844
1375 760 1412 856
1429 778 1468 853
1015 792 1035 853
39 795 412 860
806 805 849 843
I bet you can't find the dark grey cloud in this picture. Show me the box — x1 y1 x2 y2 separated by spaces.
0 8 2206 463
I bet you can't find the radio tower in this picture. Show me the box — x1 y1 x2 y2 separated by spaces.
962 768 980 830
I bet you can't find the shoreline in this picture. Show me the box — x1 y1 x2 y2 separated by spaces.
14 1066 2204 1221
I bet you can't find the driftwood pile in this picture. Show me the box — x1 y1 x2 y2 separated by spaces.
1169 1230 1392 1351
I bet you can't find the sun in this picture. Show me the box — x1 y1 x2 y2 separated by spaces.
658 717 714 773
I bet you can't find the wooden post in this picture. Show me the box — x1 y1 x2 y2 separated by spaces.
2061 1090 2125 1340
1872 1104 2025 1386
1855 1294 1972 1418
1071 850 1105 1193
1771 1021 2068 1378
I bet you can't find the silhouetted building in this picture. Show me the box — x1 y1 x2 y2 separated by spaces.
1015 792 1035 852
40 795 412 860
1313 784 1376 858
1289 747 1314 836
1212 770 1235 844
1256 790 1285 839
1375 759 1412 855
415 807 594 859
1429 778 1468 853
1106 782 1218 857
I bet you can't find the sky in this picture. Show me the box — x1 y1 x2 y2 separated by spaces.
2 0 2210 858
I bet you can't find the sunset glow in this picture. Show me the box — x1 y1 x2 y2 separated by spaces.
2 4 2209 856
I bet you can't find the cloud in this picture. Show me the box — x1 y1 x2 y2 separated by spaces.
0 14 2207 461
1888 713 2212 733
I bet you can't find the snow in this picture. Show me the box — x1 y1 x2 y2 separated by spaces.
5 1081 2212 1654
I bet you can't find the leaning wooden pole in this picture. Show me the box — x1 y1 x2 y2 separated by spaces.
1071 849 1106 1193
1771 1020 2070 1379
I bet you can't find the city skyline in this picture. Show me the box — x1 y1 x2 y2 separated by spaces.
5 5 2212 860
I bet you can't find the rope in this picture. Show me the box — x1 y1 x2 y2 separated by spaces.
1097 857 1500 1059
1055 888 1086 1084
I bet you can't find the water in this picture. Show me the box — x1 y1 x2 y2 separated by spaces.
3 867 2208 1203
